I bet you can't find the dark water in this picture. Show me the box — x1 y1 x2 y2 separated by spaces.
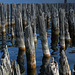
0 0 75 3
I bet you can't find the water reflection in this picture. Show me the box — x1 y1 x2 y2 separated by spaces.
17 50 25 74
51 28 59 51
27 68 36 75
38 57 50 75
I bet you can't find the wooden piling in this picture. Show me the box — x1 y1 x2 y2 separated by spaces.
60 50 71 75
22 3 27 28
39 56 50 75
11 3 15 26
17 50 25 74
31 4 37 46
39 12 51 58
64 17 71 44
0 45 21 75
68 8 74 39
7 4 11 26
46 57 59 75
0 3 2 28
5 3 8 27
15 6 25 51
52 6 59 36
1 3 6 35
25 25 36 70
59 8 65 50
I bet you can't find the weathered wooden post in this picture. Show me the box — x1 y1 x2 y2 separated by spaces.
39 12 51 58
64 17 71 44
7 4 11 34
2 31 6 49
11 3 15 26
59 8 65 50
47 11 51 27
31 4 37 46
39 56 50 75
25 24 36 71
1 3 6 35
7 4 10 26
15 5 25 51
0 3 1 28
0 45 21 75
11 27 15 39
68 8 74 39
52 6 59 36
46 57 59 75
68 8 75 46
60 50 71 75
22 3 27 29
5 3 8 27
11 4 15 39
17 50 25 74
51 28 59 51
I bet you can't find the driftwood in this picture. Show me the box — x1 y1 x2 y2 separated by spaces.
0 45 21 75
60 50 71 75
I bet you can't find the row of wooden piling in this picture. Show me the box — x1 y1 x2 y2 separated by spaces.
0 3 75 75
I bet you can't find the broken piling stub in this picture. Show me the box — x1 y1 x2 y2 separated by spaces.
0 45 21 75
60 50 71 75
46 57 59 75
39 12 51 58
25 25 36 70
